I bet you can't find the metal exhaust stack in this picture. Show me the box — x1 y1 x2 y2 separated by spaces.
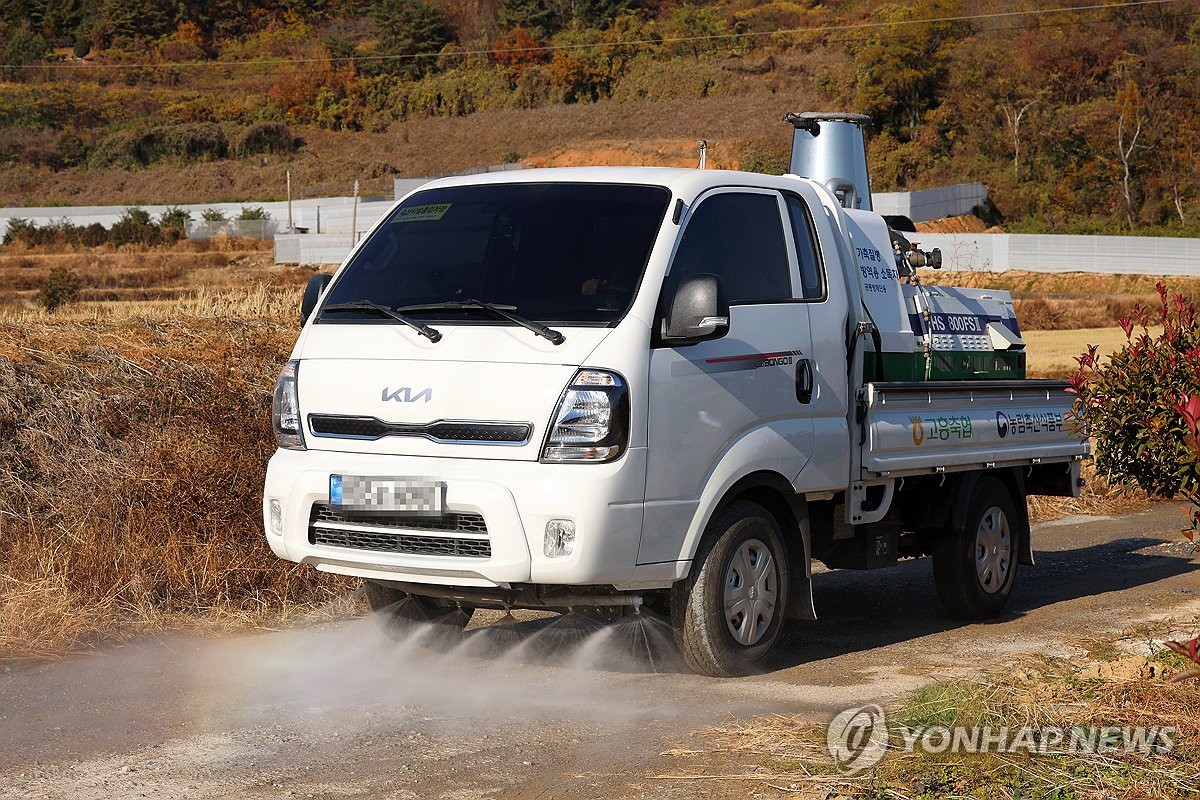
784 111 872 211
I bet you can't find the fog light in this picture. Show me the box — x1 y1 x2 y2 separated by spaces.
544 520 576 558
269 499 283 536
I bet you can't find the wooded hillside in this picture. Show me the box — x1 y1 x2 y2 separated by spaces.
1 0 1197 234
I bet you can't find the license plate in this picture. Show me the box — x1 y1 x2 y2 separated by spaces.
330 475 445 516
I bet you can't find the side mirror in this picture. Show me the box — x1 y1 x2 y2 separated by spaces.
662 273 729 344
300 273 333 328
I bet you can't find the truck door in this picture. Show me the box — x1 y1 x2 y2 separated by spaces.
638 189 818 565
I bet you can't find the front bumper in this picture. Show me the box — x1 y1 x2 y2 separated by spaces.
263 447 651 589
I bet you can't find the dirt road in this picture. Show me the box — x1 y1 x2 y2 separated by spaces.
2 504 1197 800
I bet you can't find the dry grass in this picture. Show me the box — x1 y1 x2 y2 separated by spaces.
0 286 347 657
1028 462 1152 523
661 657 1200 799
0 245 314 312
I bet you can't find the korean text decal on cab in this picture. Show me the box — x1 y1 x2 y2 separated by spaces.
395 204 452 223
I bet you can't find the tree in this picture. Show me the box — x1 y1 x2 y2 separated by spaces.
850 0 968 141
371 0 452 77
1000 98 1037 181
492 25 548 72
1114 78 1148 230
3 28 51 67
499 0 556 38
42 0 87 42
97 0 172 46
665 5 727 62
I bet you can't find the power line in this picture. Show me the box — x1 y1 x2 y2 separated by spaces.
2 0 1189 70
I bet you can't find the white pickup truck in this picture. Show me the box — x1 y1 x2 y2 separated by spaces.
264 112 1088 676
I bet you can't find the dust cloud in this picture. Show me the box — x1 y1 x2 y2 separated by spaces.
188 609 695 733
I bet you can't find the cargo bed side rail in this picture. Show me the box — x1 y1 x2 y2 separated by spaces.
860 379 1089 478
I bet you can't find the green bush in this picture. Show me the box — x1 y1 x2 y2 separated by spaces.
235 122 299 156
109 207 163 246
38 267 80 312
79 222 109 247
3 218 34 246
161 122 228 161
314 88 362 131
236 206 270 221
1071 284 1200 505
400 66 515 119
159 206 191 231
513 64 552 109
88 120 228 168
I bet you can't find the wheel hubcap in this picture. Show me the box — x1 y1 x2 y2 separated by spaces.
974 506 1012 594
723 538 777 646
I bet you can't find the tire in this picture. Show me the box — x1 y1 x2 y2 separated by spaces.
363 581 475 637
932 477 1020 620
671 500 790 677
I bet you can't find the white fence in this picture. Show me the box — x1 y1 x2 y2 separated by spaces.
275 233 362 266
912 232 1200 277
0 195 395 240
874 183 989 222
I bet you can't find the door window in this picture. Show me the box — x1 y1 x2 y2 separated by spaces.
670 192 792 304
784 194 825 300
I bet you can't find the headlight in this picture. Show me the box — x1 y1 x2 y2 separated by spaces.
541 369 629 463
272 360 305 451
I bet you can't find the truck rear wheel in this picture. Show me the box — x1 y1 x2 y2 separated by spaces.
363 581 474 635
672 501 789 677
932 477 1019 619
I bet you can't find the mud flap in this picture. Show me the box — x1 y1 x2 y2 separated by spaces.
785 494 817 620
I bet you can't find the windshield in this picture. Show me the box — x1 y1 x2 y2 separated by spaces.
320 182 671 325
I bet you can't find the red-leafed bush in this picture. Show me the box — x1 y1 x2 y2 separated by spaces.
1070 283 1200 506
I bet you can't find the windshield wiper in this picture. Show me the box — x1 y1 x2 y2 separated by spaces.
396 299 565 345
321 300 442 343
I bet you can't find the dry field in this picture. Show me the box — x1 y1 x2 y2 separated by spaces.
0 273 350 657
0 239 310 310
0 251 1187 656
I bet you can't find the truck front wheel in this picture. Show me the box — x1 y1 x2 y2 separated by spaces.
363 581 474 636
672 501 790 677
932 477 1020 619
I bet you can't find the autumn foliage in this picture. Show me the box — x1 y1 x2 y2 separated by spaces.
0 1 1198 232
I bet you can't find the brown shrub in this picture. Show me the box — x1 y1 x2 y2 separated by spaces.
0 291 345 656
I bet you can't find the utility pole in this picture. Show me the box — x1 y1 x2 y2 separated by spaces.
351 179 360 246
286 169 293 232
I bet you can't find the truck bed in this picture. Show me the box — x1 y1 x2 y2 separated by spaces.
861 380 1087 477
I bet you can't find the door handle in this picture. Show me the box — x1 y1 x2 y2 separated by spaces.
795 358 814 404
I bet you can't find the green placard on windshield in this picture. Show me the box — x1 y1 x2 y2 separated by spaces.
393 203 452 223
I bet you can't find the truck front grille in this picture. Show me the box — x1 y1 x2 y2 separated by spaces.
308 415 532 445
308 504 491 558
